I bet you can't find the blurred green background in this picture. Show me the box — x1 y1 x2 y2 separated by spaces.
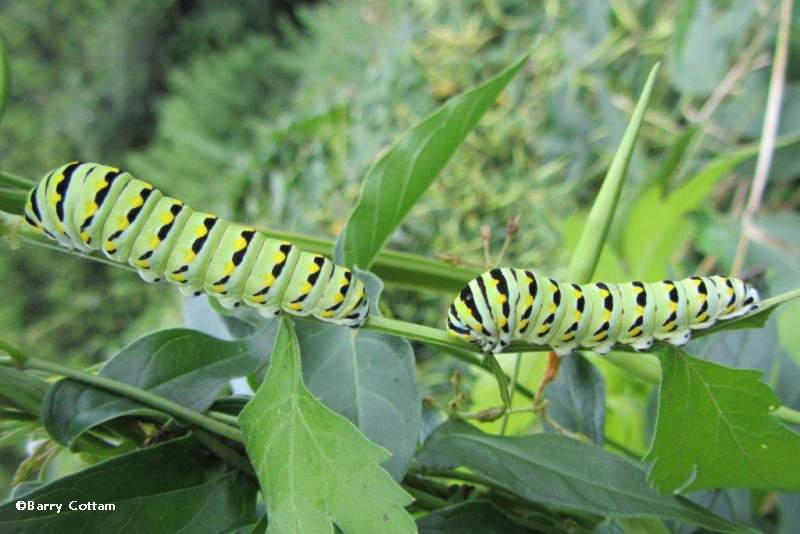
1 0 799 509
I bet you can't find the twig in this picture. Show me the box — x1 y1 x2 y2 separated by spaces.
731 0 793 276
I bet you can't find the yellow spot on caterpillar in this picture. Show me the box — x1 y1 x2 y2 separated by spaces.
498 317 507 328
629 327 642 336
334 294 345 303
697 313 709 322
184 251 196 263
213 284 226 293
80 231 90 243
289 302 303 311
105 242 117 254
136 259 151 269
497 294 507 304
549 303 557 313
301 282 313 293
698 294 707 302
603 310 611 321
573 289 582 298
274 252 286 263
635 286 644 293
55 221 64 233
600 289 610 297
251 295 267 304
668 302 677 312
150 236 161 248
85 202 99 217
223 261 235 276
474 323 483 332
573 311 581 321
195 225 208 238
538 325 551 334
132 195 144 208
322 311 335 318
263 273 275 287
309 261 321 274
636 306 644 314
692 279 702 286
518 319 529 330
170 273 187 283
160 212 174 224
234 237 247 250
525 296 534 307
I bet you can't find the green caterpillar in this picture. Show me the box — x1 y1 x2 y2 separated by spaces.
23 162 370 327
447 268 760 355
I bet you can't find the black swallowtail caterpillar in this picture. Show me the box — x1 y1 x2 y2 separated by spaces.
22 162 370 327
447 269 760 355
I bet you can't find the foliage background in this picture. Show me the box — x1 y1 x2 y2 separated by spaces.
1 0 799 531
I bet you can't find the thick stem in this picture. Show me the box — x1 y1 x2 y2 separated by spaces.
0 356 243 443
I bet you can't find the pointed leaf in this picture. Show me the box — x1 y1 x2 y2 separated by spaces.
338 55 529 269
42 327 274 446
239 318 415 534
544 353 605 444
417 421 742 532
646 346 800 493
416 501 528 534
295 319 420 481
0 436 257 532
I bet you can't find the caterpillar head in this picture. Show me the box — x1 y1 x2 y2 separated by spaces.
447 281 498 353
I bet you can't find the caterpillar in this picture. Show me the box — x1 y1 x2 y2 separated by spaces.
447 269 760 355
22 162 370 327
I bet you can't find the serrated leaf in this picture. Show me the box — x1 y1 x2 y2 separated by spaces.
646 346 800 493
42 327 274 446
338 55 528 270
417 421 742 532
295 319 420 481
0 436 257 533
544 353 605 444
416 501 528 534
239 318 415 534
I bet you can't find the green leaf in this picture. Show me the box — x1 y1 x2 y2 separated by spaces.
295 319 420 481
544 353 605 444
0 367 48 415
0 436 257 533
567 63 659 283
239 318 415 534
417 421 742 532
338 54 529 270
416 501 528 534
42 327 273 446
646 346 800 493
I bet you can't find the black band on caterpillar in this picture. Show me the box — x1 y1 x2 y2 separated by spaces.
23 162 370 327
447 268 760 355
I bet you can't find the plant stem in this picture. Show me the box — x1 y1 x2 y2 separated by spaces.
0 356 243 443
207 410 241 427
404 486 450 510
731 0 793 276
193 428 254 475
500 354 523 434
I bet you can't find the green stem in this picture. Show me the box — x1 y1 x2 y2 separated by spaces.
404 486 450 510
774 406 800 426
0 171 33 189
207 410 241 427
500 354 523 435
193 428 254 475
0 336 27 364
0 356 243 443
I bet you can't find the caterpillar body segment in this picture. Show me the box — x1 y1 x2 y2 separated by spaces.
24 162 370 328
448 269 760 355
